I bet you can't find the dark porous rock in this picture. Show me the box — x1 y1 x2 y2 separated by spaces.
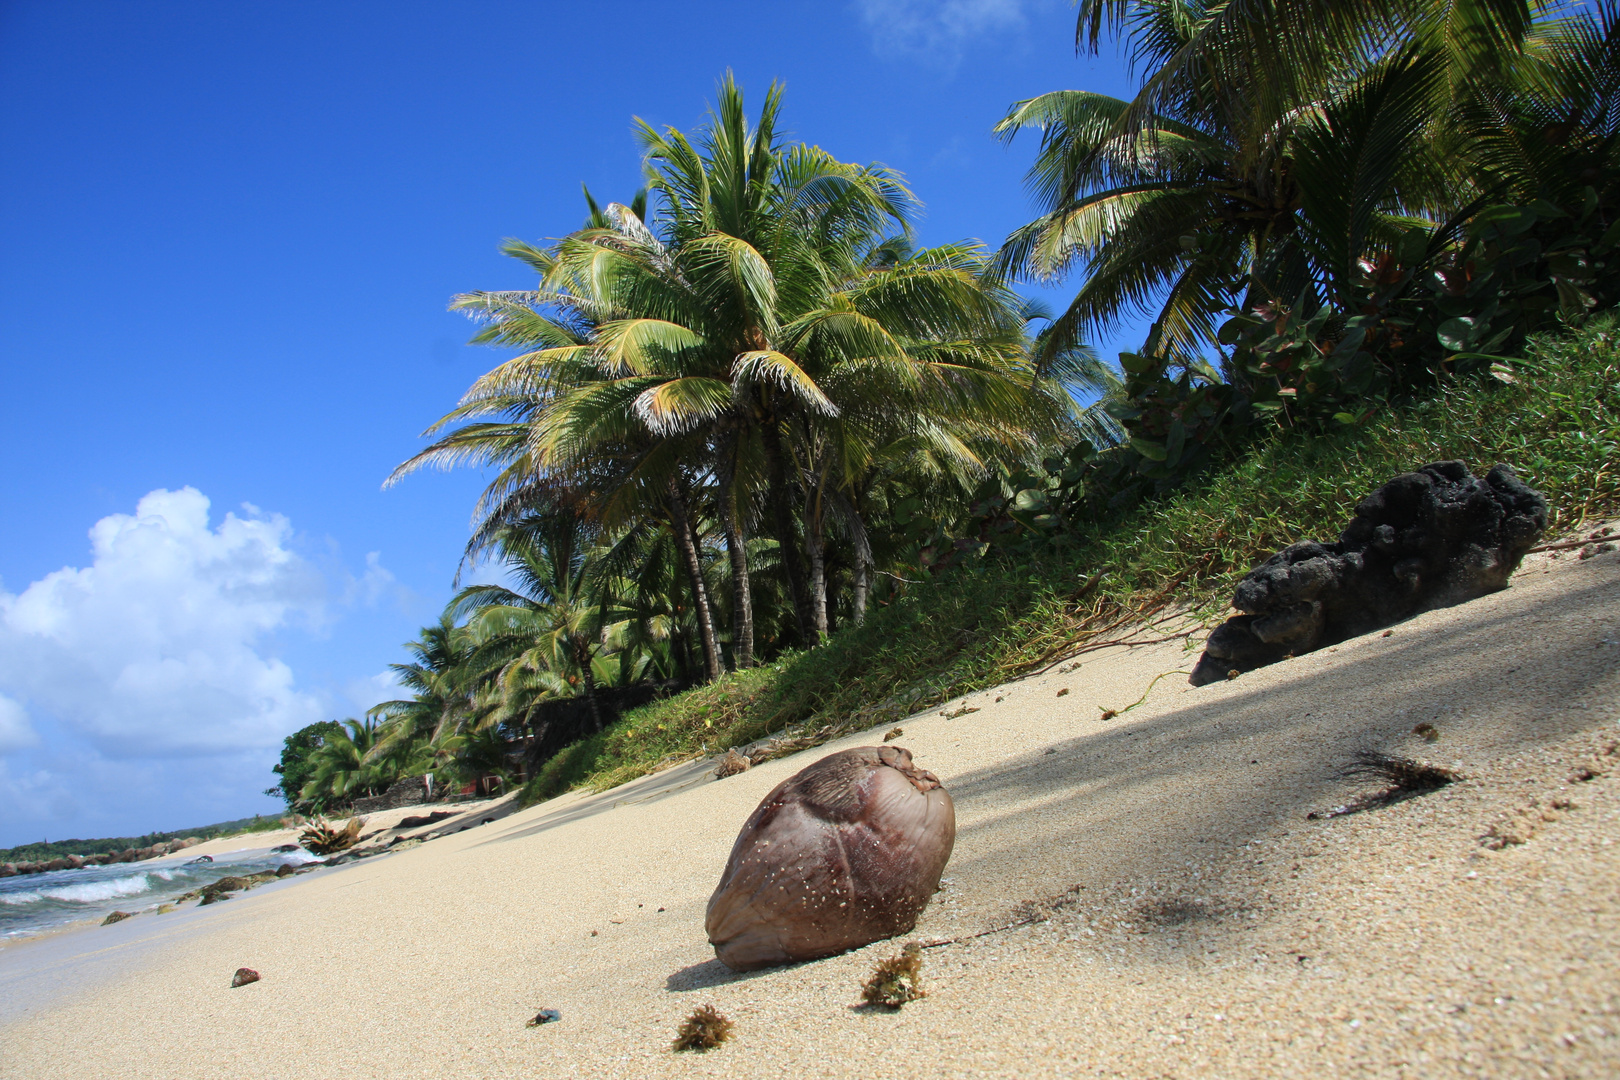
187 854 214 864
102 910 133 926
396 811 455 830
271 843 300 853
275 863 295 877
1190 461 1547 687
198 876 250 905
231 967 260 987
706 745 955 972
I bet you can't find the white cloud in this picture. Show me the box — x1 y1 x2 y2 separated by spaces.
0 488 326 759
345 669 402 714
0 694 35 753
855 0 1042 63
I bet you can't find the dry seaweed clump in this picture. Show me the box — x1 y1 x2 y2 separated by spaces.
672 1004 734 1052
1312 751 1462 818
714 748 751 778
300 817 364 855
1344 751 1461 793
861 943 927 1010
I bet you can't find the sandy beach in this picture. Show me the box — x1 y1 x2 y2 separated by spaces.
1 541 1616 1078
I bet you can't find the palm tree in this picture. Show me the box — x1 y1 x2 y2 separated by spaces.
1455 3 1620 210
393 75 1083 676
298 717 393 810
447 513 627 731
367 614 481 768
998 0 1542 366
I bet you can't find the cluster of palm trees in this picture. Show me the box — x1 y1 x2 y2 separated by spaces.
302 1 1620 803
997 0 1620 374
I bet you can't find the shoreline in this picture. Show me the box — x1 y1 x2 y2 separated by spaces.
2 544 1616 1077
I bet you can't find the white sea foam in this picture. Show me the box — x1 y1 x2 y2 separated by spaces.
3 874 158 906
278 848 324 866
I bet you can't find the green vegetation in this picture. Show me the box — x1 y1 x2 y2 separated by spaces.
266 2 1620 813
0 813 289 864
265 720 344 807
522 319 1620 801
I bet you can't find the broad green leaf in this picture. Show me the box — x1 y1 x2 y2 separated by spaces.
1164 419 1186 467
1129 436 1167 461
1436 317 1477 352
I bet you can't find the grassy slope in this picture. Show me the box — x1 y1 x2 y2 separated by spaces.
523 322 1620 803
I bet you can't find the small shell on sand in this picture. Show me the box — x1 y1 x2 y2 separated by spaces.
230 968 259 987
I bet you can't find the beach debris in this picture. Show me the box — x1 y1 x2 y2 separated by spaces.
1056 687 1070 697
1310 752 1461 818
883 727 904 742
101 910 133 926
230 967 260 987
1413 722 1439 742
672 1004 734 1052
706 746 956 971
714 748 751 778
526 1008 562 1027
299 816 365 855
187 855 214 864
1190 461 1547 686
861 943 927 1009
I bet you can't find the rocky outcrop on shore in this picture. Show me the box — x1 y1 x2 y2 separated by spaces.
1189 460 1548 685
0 837 205 877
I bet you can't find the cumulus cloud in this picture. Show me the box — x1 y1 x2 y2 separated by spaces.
0 487 326 759
855 0 1045 63
0 694 36 753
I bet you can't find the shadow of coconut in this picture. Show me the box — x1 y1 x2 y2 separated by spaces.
665 956 799 992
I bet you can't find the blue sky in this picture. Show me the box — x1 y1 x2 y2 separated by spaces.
0 0 1142 846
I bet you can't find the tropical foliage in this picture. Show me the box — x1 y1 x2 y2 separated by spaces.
272 2 1620 804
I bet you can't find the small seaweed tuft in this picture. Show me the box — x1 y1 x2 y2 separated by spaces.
713 748 751 778
861 943 926 1010
672 1004 734 1052
1312 751 1463 817
1343 751 1461 793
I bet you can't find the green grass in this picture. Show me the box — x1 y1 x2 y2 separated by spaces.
522 320 1620 805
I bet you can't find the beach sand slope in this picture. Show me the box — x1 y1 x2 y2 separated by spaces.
2 546 1617 1078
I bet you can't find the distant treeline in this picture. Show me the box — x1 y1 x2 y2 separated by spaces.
0 813 286 864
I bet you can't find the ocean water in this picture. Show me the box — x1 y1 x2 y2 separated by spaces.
0 847 322 939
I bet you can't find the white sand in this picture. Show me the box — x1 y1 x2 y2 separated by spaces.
2 543 1617 1078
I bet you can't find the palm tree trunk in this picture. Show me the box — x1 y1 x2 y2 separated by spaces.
667 478 723 682
853 558 869 625
580 661 605 732
841 489 874 626
759 420 818 647
805 491 829 639
719 443 755 668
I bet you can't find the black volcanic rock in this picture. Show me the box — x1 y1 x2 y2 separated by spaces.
1190 461 1547 687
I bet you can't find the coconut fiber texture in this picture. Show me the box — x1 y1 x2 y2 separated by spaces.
705 746 955 971
1190 460 1547 686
